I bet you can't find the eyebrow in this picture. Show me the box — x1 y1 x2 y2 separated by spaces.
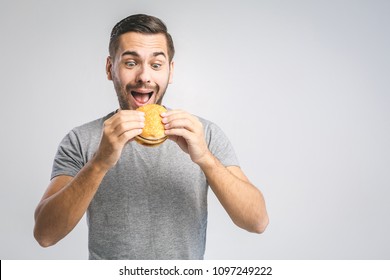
121 51 139 57
121 51 167 58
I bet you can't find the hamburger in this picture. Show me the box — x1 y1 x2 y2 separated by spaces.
135 104 168 147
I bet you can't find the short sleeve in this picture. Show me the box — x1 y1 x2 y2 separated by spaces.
50 130 85 179
204 121 240 167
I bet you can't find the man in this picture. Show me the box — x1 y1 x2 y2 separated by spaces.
34 14 268 259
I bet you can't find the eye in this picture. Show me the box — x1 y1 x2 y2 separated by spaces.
125 61 137 68
151 63 162 70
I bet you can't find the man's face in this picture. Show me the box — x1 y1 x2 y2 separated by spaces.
106 32 174 110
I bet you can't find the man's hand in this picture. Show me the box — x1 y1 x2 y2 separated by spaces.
162 110 210 165
93 110 145 170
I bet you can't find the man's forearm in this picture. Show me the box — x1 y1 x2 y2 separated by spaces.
34 158 108 247
198 152 269 233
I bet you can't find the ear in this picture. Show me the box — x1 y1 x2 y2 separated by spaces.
106 56 113 80
168 60 174 84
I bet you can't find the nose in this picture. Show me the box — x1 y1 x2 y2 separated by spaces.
136 64 151 84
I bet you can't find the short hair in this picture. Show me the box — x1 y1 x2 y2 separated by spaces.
109 14 175 62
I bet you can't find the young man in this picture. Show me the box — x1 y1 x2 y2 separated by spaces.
34 14 268 259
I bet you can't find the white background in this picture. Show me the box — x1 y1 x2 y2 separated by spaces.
0 0 389 259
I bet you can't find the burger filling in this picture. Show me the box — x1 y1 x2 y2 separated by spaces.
137 134 166 141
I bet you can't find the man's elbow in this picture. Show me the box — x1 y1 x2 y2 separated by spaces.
252 214 269 234
33 226 58 248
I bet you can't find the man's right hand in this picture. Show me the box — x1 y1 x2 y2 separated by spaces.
92 110 145 170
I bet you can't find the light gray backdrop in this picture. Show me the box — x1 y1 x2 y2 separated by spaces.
1 0 389 259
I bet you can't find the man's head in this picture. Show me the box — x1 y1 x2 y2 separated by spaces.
109 14 175 62
106 14 175 110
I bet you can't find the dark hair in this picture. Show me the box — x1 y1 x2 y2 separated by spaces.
109 14 175 62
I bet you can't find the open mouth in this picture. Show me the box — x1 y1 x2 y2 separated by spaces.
131 91 154 105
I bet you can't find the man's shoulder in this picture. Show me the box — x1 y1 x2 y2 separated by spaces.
196 115 224 136
72 111 115 134
64 111 115 146
196 115 217 130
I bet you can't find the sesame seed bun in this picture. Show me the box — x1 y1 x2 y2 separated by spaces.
135 104 168 147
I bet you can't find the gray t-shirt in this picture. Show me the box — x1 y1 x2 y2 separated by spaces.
51 111 239 259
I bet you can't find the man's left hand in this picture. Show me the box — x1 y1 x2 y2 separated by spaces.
162 109 210 165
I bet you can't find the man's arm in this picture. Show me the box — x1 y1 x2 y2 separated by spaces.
34 110 145 247
34 162 108 247
162 110 269 233
200 156 268 233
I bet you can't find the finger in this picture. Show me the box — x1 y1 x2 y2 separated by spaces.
162 111 201 131
105 112 145 135
114 121 145 137
161 110 197 122
103 120 144 143
164 118 195 132
164 127 192 140
118 128 144 144
105 110 145 126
